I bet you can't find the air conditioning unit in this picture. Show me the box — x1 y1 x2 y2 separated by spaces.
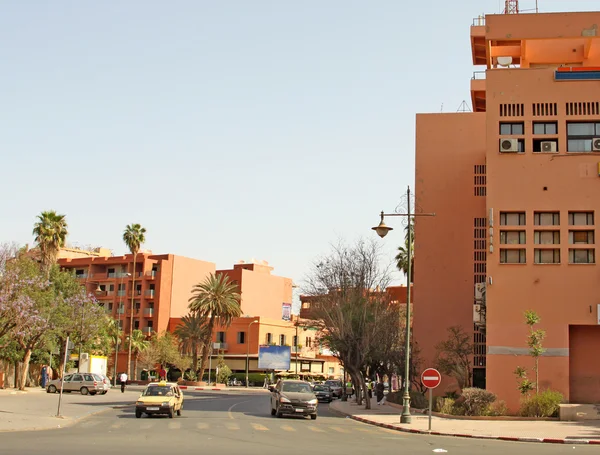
474 283 486 301
592 138 600 152
500 138 519 153
541 141 557 152
80 353 89 362
473 304 484 323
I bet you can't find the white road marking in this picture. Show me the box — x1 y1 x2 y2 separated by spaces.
251 423 269 431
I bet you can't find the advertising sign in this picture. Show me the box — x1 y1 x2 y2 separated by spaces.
281 303 292 321
258 345 291 370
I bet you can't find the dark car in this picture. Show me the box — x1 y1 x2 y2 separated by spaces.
323 380 343 398
270 380 318 420
312 384 333 403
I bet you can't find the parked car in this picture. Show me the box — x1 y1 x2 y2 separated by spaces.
135 381 184 418
96 374 110 394
46 373 106 395
270 380 318 420
323 380 343 398
312 384 333 403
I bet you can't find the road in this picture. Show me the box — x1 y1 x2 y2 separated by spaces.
2 391 597 455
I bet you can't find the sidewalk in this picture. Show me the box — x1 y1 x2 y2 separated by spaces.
330 398 600 445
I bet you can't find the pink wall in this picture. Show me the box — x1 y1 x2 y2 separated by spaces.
169 255 215 318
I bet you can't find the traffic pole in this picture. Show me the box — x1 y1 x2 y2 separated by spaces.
428 387 432 431
56 336 69 417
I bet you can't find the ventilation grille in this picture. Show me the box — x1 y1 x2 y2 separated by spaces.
532 102 557 116
566 102 600 116
473 216 487 368
474 165 487 197
474 327 487 368
500 103 525 117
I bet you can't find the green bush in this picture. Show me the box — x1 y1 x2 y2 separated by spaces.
409 391 428 409
461 388 497 416
184 370 197 381
216 365 232 384
438 398 465 415
519 390 563 417
485 400 508 416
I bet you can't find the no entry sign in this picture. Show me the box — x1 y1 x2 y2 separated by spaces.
421 368 442 389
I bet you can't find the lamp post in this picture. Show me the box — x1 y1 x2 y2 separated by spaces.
245 319 259 388
372 186 435 424
78 281 102 372
114 272 131 386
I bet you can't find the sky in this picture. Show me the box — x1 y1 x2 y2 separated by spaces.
1 1 598 298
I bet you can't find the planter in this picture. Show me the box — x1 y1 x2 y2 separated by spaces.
182 381 203 386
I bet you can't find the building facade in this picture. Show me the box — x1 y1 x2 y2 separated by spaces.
414 10 600 410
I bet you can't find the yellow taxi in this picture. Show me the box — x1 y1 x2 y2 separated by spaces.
135 381 184 418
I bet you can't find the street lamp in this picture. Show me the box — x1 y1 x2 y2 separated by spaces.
114 272 131 386
245 319 259 388
78 281 103 372
372 186 435 424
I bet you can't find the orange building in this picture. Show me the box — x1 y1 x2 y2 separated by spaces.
414 10 600 410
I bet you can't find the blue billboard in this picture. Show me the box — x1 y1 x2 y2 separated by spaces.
258 345 291 370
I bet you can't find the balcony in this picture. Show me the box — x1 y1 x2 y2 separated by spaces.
145 290 155 298
75 274 89 279
471 71 486 112
212 342 228 351
143 308 154 317
117 305 125 315
142 327 154 335
145 271 157 279
92 272 108 280
117 290 126 297
471 17 487 66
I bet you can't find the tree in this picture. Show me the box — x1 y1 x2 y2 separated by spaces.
303 239 391 409
126 329 149 381
514 310 545 396
32 211 68 277
435 325 473 390
395 221 414 283
216 354 231 384
171 355 192 382
188 273 241 381
123 223 146 377
174 312 209 373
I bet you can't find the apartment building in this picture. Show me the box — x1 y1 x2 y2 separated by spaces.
413 10 600 410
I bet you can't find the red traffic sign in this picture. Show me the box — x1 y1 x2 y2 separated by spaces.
421 368 442 389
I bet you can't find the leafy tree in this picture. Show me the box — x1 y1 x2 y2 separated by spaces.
188 273 241 381
171 355 192 381
32 210 68 277
394 221 414 283
122 223 146 377
216 354 231 384
514 310 545 396
435 325 473 390
137 331 179 373
126 329 149 380
174 312 209 373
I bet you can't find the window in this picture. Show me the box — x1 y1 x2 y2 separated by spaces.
216 331 226 343
569 212 594 226
328 367 335 375
567 122 600 152
279 334 286 346
266 333 273 344
108 302 113 311
534 231 560 244
569 249 595 264
500 249 526 264
147 321 154 329
499 231 525 244
533 122 558 135
534 249 560 264
305 337 312 348
135 301 140 313
534 212 559 226
292 335 298 347
500 122 524 135
569 230 595 244
136 284 142 295
109 284 115 291
237 332 246 344
500 212 526 226
134 320 140 329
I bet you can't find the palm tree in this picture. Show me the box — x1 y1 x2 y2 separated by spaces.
126 329 149 381
395 221 414 283
123 223 147 377
32 210 68 276
174 312 210 373
188 273 241 381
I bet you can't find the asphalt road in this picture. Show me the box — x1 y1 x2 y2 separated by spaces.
2 391 597 455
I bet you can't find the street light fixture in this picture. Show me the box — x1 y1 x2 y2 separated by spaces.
245 319 259 388
372 186 435 424
78 280 103 372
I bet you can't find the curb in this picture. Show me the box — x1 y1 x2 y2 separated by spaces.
330 404 600 446
179 386 224 391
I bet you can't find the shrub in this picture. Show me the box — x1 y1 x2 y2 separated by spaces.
461 387 497 416
438 398 465 415
485 400 508 416
409 391 428 409
519 390 563 417
184 370 197 381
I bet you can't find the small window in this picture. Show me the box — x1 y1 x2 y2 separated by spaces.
292 335 298 347
216 331 226 343
533 122 558 135
567 122 600 152
279 334 286 346
134 320 140 329
237 331 246 344
500 231 526 244
500 212 526 226
500 122 524 135
569 230 595 245
534 249 561 264
266 333 273 344
500 249 526 264
305 337 312 348
534 212 560 226
534 231 560 245
569 212 594 226
147 321 154 328
569 249 595 264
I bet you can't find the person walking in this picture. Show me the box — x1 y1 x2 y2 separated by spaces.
119 372 128 393
40 365 48 389
367 379 373 399
375 380 386 405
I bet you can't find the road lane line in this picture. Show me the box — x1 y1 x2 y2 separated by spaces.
307 426 325 432
140 421 154 430
225 422 240 430
329 426 350 433
168 421 181 430
196 422 209 430
280 425 296 432
110 422 123 429
251 423 269 431
227 399 253 419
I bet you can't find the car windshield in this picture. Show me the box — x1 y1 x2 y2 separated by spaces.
282 383 312 393
325 381 341 386
313 385 329 392
142 386 174 397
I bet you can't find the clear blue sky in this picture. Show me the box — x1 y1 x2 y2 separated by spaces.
1 1 597 295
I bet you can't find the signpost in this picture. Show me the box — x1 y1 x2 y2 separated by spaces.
421 368 442 431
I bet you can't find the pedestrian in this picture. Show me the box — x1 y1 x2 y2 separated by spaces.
367 379 373 399
375 380 385 405
159 366 166 381
119 372 128 393
40 365 48 389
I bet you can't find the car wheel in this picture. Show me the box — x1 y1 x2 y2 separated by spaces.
135 410 142 418
168 408 174 419
275 405 283 418
47 385 57 394
310 414 317 420
90 392 97 396
80 387 89 395
102 391 107 395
